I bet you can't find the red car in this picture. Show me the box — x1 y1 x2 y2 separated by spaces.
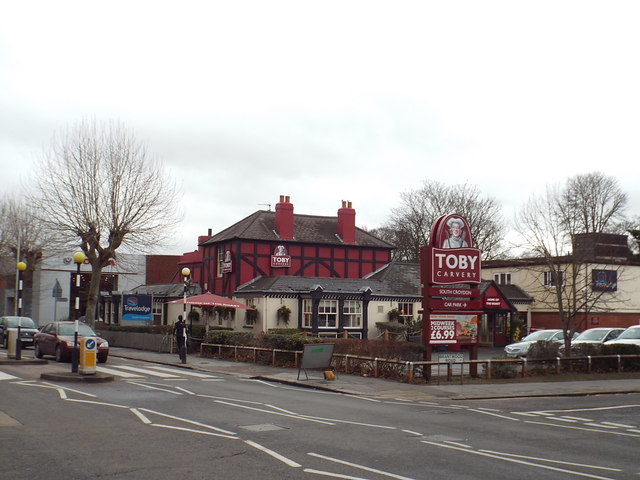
34 321 109 363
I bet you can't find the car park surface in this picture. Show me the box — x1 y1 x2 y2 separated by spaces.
0 316 39 348
34 321 109 363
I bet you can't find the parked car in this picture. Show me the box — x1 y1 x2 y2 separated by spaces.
504 329 570 358
0 316 39 349
604 325 640 347
558 327 625 355
34 321 109 363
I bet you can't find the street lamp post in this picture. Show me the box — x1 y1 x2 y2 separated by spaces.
16 261 26 316
180 267 191 364
15 261 27 360
71 252 85 373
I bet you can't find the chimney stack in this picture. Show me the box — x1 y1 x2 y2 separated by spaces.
337 200 356 243
275 195 294 239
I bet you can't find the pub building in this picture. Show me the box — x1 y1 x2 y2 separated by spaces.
169 195 530 346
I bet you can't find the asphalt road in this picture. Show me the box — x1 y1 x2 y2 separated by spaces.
1 354 639 479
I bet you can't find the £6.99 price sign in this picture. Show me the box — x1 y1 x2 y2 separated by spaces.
430 319 456 344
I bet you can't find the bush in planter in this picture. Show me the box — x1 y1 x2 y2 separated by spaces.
488 356 519 379
205 330 255 345
375 321 407 339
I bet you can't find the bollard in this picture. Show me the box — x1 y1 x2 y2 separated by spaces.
71 331 79 373
15 326 22 361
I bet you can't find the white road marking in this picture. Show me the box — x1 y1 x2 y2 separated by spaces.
421 441 617 480
525 420 640 437
139 407 237 435
126 381 183 394
245 440 301 468
480 449 622 472
308 452 416 480
214 400 335 425
130 408 152 424
0 370 19 380
147 366 220 378
96 366 144 378
467 408 520 422
153 423 238 439
303 468 369 479
111 365 181 377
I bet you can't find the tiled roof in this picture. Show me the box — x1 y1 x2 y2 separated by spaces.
125 283 202 297
236 261 422 299
201 210 394 248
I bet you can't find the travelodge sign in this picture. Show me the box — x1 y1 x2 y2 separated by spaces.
426 214 481 285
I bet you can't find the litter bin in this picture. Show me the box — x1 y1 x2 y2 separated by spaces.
79 337 97 375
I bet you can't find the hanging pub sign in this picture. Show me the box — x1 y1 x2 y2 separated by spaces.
222 250 233 273
271 245 291 268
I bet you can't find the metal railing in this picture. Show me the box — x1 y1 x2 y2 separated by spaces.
200 343 640 383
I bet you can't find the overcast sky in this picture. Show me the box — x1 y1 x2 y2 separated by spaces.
2 1 639 255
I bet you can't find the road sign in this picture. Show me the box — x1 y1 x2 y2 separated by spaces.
438 352 464 363
428 299 482 310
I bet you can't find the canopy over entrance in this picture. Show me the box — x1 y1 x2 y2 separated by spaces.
168 292 254 309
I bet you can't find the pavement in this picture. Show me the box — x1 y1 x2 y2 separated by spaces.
5 346 640 400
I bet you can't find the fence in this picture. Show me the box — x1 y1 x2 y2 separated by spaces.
200 342 640 383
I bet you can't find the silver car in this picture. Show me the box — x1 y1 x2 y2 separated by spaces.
504 329 565 358
604 325 640 347
559 327 624 355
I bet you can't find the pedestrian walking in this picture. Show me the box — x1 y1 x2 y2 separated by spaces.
173 315 188 363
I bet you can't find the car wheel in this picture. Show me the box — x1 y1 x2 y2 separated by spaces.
34 343 43 359
55 345 64 362
98 354 108 364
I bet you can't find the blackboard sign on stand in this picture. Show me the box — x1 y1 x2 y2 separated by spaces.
297 343 335 380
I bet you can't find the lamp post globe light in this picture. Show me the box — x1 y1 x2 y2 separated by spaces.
16 261 27 317
71 252 85 374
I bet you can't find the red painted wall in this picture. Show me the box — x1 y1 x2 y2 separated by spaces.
203 239 392 295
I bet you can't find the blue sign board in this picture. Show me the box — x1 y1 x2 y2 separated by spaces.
122 294 153 323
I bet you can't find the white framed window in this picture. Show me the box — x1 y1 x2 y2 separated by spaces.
152 300 163 325
302 299 313 328
494 272 511 285
217 249 225 277
397 302 414 324
318 300 338 328
544 270 564 287
343 300 362 328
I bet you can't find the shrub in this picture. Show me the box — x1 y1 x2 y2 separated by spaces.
205 330 255 345
489 356 519 379
528 340 561 359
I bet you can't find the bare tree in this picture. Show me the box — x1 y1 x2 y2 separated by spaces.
560 172 628 234
0 196 49 316
376 180 507 261
30 119 181 326
514 173 630 354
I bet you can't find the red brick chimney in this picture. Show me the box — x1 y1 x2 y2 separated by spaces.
337 200 356 243
275 195 294 239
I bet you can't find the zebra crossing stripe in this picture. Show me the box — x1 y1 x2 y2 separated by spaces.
96 366 144 378
149 366 218 378
108 365 181 378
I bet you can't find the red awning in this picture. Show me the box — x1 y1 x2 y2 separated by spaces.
168 292 253 309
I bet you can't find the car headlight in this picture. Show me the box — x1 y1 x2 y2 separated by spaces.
99 340 109 348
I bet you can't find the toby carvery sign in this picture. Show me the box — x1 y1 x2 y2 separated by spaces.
427 214 481 285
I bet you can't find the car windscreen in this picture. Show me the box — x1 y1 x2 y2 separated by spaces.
58 324 96 336
522 330 557 342
616 328 640 340
575 330 607 341
5 317 36 329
